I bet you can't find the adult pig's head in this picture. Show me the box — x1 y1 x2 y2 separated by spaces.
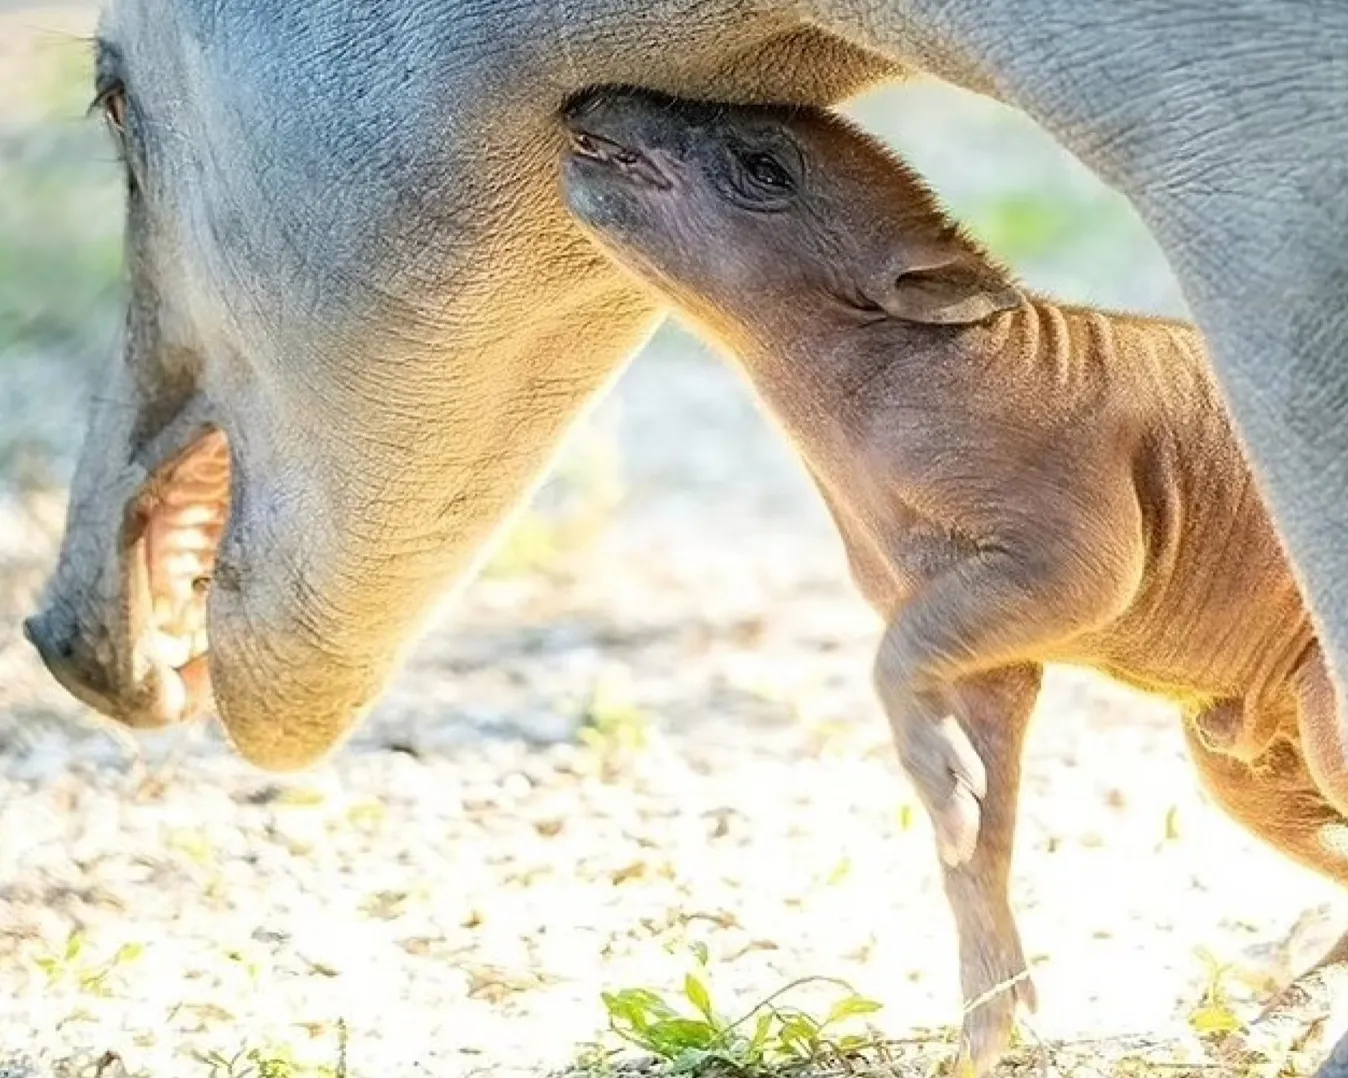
23 3 399 767
21 0 634 770
24 1 894 768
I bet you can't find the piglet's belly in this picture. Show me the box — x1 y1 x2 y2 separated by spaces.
1065 596 1315 707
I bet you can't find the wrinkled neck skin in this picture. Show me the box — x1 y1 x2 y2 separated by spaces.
679 290 900 423
708 294 1006 461
55 0 1348 770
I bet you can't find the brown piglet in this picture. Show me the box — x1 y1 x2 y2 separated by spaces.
557 87 1348 1075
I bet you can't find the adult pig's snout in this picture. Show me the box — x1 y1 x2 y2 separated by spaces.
23 610 121 719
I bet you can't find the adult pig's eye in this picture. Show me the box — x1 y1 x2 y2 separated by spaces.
91 81 128 138
741 150 793 191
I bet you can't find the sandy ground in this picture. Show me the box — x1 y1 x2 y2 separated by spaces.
2 5 1347 1078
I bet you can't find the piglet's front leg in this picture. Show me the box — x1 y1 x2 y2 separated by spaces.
940 665 1043 1077
874 532 1144 866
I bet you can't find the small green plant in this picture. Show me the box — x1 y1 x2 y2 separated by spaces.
577 665 652 764
592 948 883 1074
201 1046 298 1078
199 1022 348 1078
31 930 144 996
1187 946 1243 1037
166 826 218 865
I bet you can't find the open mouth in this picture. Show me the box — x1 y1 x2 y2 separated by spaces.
122 425 231 726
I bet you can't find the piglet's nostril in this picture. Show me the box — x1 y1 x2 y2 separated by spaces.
569 130 601 156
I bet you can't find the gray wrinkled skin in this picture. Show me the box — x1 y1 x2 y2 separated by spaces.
21 1 1348 1059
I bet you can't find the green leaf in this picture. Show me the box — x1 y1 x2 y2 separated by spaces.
836 1033 873 1052
701 1050 753 1074
779 1013 822 1058
824 995 883 1027
825 857 852 885
1189 1003 1242 1036
897 803 916 831
748 1012 774 1059
644 1018 720 1056
628 988 677 1015
684 972 715 1022
1164 805 1182 841
114 941 146 965
602 987 675 1035
690 941 709 967
64 932 85 962
669 1048 715 1075
601 991 652 1036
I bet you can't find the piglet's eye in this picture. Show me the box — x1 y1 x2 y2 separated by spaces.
741 151 793 191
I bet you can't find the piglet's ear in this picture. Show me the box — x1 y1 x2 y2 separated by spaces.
874 253 1022 326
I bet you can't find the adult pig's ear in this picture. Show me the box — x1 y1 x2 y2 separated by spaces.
874 251 1022 325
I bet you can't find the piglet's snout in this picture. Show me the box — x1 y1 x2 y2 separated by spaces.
562 122 673 190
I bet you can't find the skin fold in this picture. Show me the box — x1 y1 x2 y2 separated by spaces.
556 86 1348 1076
20 0 1348 1070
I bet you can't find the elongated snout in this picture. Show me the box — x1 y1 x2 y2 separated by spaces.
23 602 199 731
559 88 683 196
23 609 122 719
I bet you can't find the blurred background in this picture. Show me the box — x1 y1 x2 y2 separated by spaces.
1 4 1343 1078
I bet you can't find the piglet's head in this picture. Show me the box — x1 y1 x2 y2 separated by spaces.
558 86 1022 342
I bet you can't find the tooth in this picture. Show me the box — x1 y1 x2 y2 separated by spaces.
163 551 203 581
157 666 187 724
192 629 209 657
153 594 176 629
174 529 218 553
154 630 192 669
179 602 205 637
165 505 221 530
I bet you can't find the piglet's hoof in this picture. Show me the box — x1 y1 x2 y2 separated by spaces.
955 967 1038 1078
